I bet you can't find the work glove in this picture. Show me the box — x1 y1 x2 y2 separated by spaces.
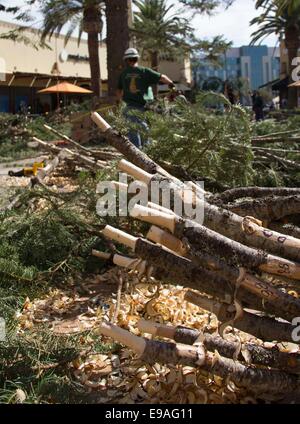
168 82 176 90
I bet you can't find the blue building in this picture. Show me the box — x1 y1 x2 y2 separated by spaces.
194 45 280 93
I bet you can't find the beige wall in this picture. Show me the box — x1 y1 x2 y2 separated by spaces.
279 40 300 78
0 19 191 86
0 20 107 81
158 57 192 85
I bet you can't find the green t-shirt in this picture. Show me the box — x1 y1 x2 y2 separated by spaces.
118 66 161 107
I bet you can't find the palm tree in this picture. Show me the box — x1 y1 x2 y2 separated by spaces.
132 0 193 89
105 0 131 98
178 0 235 15
251 0 300 108
40 0 105 98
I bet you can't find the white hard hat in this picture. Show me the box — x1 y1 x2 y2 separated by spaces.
123 48 140 60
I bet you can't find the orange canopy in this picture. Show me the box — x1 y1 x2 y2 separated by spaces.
38 81 93 94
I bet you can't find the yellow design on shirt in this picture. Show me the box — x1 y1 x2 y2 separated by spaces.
129 77 138 94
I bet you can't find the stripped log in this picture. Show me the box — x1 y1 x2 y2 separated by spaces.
130 204 300 283
91 112 162 175
98 323 300 395
119 158 300 264
92 246 281 321
137 319 300 373
92 112 300 262
147 225 188 256
213 187 300 205
184 291 297 344
226 195 300 222
101 225 299 323
92 249 147 270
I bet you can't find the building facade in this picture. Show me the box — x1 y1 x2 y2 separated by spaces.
194 45 280 92
0 20 192 114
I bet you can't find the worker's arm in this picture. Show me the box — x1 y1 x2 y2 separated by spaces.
160 74 175 88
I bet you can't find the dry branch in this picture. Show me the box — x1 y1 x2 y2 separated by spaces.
255 150 300 171
43 124 120 161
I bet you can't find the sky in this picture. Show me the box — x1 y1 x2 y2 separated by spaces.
190 0 278 47
0 0 279 48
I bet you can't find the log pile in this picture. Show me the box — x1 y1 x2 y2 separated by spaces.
90 111 300 400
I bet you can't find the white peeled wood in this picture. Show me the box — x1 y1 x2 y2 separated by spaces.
138 319 176 339
92 250 111 260
147 225 187 256
137 319 159 335
112 181 129 191
113 254 146 270
147 201 176 216
98 322 146 354
91 112 111 132
184 291 224 316
186 181 206 196
102 225 137 250
243 217 300 251
130 204 176 233
118 159 153 184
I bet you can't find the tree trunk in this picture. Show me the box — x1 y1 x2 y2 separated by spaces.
151 51 159 96
184 290 297 344
285 25 300 109
83 6 103 99
87 31 101 98
105 0 130 98
213 187 300 205
99 323 300 396
225 195 300 222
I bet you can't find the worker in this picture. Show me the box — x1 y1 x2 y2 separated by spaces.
252 90 264 121
117 48 176 148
